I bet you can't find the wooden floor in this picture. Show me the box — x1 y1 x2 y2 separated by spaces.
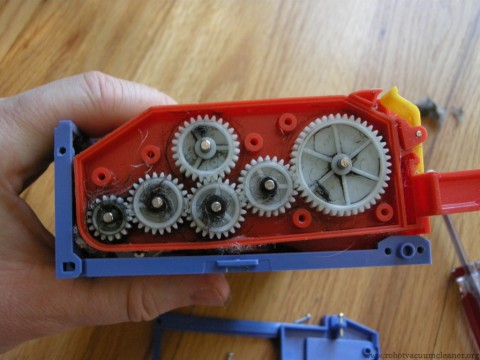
1 0 480 358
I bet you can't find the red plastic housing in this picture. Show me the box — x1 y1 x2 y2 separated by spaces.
72 90 471 254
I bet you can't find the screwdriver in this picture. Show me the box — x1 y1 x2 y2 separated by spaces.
444 215 480 349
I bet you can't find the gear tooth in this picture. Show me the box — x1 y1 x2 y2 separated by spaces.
138 178 144 184
89 225 95 231
138 223 144 229
145 174 151 180
94 231 100 237
114 233 121 240
121 229 127 235
151 228 157 235
100 234 106 241
203 230 209 237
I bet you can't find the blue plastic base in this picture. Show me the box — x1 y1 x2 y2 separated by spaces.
152 313 380 360
54 120 432 278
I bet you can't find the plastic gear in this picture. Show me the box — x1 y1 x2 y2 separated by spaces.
188 179 246 239
290 114 392 216
86 195 132 242
128 172 187 235
172 115 240 181
238 155 297 217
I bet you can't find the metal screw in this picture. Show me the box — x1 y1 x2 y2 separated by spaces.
264 179 276 191
151 196 164 209
338 156 351 169
102 212 114 223
338 312 345 337
200 138 212 152
416 130 423 138
226 352 234 360
211 201 222 213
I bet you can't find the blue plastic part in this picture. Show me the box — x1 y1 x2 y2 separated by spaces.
54 121 83 278
54 120 432 278
152 313 380 360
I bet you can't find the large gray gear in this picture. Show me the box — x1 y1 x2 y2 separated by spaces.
290 114 392 216
172 115 240 181
86 195 133 242
128 172 187 235
188 179 246 239
238 155 297 217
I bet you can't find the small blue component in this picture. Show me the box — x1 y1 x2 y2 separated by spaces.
54 120 432 278
152 313 380 359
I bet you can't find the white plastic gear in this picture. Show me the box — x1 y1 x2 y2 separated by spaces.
172 115 240 181
127 172 188 235
187 179 246 239
86 195 133 242
290 113 392 216
238 155 297 217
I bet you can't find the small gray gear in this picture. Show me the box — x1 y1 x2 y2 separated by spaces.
238 155 297 217
188 179 246 239
172 115 240 181
128 172 187 235
86 195 132 242
290 114 392 216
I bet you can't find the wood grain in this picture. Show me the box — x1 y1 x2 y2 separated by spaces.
1 0 480 358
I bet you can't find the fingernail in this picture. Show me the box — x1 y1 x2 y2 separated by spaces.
191 287 227 307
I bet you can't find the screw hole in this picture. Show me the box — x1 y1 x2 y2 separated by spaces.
278 113 298 133
385 247 392 255
293 209 312 228
375 203 394 222
92 167 112 186
141 145 161 164
58 147 67 155
417 246 424 254
399 243 416 259
244 133 263 152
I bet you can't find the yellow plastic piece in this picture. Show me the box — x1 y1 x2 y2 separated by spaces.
380 87 424 174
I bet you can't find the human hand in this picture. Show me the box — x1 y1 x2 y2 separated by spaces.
0 72 230 353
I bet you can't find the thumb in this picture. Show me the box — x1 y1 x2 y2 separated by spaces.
0 71 176 193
